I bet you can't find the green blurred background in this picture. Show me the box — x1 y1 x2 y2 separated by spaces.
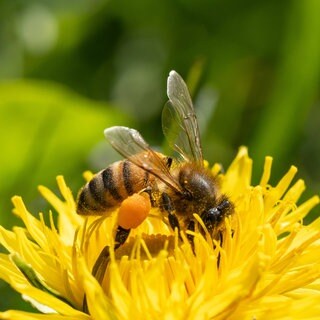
0 0 319 312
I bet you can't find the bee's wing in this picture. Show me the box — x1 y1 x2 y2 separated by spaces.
104 126 183 193
162 70 203 164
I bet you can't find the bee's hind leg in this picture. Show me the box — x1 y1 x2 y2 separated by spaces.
82 226 130 313
142 186 157 207
92 226 130 283
93 226 130 280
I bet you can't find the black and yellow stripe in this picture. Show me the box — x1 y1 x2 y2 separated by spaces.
76 160 154 216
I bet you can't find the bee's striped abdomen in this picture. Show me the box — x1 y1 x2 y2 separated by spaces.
76 160 152 216
101 167 123 201
122 160 133 195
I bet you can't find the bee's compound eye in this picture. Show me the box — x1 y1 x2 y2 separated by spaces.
117 193 151 229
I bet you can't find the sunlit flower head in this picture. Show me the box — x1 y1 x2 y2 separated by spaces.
0 147 319 319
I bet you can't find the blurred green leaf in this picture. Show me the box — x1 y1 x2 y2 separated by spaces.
0 80 130 227
250 0 320 180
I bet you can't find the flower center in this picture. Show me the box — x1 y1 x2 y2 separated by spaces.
114 234 176 260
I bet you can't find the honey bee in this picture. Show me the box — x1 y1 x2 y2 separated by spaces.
77 71 233 310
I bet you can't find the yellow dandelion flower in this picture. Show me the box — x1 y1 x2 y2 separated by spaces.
0 147 319 320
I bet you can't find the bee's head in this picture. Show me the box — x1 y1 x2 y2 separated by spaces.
200 198 233 233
